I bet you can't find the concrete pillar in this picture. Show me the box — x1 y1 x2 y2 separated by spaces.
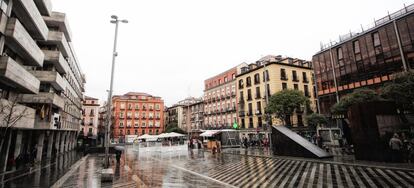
60 132 66 153
13 131 23 159
0 130 12 172
72 132 78 150
55 132 61 156
35 132 45 162
64 132 70 152
46 131 54 158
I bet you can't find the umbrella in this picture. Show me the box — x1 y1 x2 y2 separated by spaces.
138 134 155 139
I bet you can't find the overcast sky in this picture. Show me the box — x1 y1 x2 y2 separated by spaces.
53 0 413 106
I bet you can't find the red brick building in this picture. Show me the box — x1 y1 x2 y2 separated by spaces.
111 92 164 142
203 63 247 129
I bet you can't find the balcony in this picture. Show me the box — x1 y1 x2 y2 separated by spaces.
281 76 288 81
238 111 245 117
39 31 70 58
13 0 49 40
127 116 132 119
20 92 64 109
43 12 72 42
34 0 52 16
0 99 35 129
292 76 299 82
30 70 65 91
0 56 40 94
4 18 44 67
255 110 262 115
89 122 93 126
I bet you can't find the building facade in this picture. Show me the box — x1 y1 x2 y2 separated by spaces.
81 96 99 138
112 92 164 142
313 4 414 115
203 64 247 129
0 0 85 171
189 100 204 131
237 55 316 138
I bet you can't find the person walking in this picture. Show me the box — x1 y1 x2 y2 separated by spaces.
389 133 403 163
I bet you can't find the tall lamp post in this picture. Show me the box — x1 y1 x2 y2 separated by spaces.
104 15 128 168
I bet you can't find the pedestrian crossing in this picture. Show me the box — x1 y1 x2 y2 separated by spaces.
196 155 414 188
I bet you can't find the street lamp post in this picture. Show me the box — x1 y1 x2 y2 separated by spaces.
104 15 128 168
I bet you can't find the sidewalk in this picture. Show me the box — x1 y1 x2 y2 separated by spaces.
223 147 414 170
0 151 83 188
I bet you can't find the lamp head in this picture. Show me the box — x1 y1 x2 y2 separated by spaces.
121 19 128 23
110 20 117 24
111 15 118 19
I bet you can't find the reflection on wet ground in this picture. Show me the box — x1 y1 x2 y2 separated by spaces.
1 151 83 188
62 146 414 188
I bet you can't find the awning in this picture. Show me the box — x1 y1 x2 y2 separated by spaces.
199 130 221 137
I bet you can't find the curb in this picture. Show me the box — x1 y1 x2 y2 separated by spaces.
50 154 89 188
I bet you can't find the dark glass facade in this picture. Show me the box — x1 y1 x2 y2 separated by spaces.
313 10 414 115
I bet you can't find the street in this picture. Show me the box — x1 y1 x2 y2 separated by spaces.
52 147 414 188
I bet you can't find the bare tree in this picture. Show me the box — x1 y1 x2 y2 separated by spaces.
0 95 33 154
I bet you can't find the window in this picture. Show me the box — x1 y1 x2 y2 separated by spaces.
128 104 132 109
90 109 94 116
266 84 271 97
337 47 343 60
304 85 310 97
247 89 252 100
246 77 252 87
255 87 261 99
119 122 124 127
135 104 139 109
238 80 244 89
135 130 138 135
292 70 298 81
239 91 244 100
127 130 130 135
263 70 269 82
88 128 92 133
302 72 308 83
142 122 146 127
254 73 260 84
372 32 380 47
224 76 228 82
281 69 287 80
294 84 298 90
232 73 236 79
120 103 125 109
256 101 262 114
282 83 287 90
248 103 252 115
142 130 145 135
353 40 360 54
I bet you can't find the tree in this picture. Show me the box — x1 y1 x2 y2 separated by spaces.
164 120 186 134
381 71 414 111
381 71 414 123
266 89 309 126
306 113 328 130
331 88 382 115
0 95 33 161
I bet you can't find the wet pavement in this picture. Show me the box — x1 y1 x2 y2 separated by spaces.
57 146 414 188
1 151 83 188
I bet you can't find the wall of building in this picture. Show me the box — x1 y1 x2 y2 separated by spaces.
313 7 414 114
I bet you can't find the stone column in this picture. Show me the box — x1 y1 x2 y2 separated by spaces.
71 132 77 150
13 130 23 159
35 132 45 162
46 131 54 158
60 132 66 153
55 132 61 156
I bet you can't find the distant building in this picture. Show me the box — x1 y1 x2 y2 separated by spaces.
203 63 247 129
313 4 414 115
97 102 108 146
189 100 204 131
81 96 99 140
168 97 202 132
112 92 165 143
237 55 317 138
